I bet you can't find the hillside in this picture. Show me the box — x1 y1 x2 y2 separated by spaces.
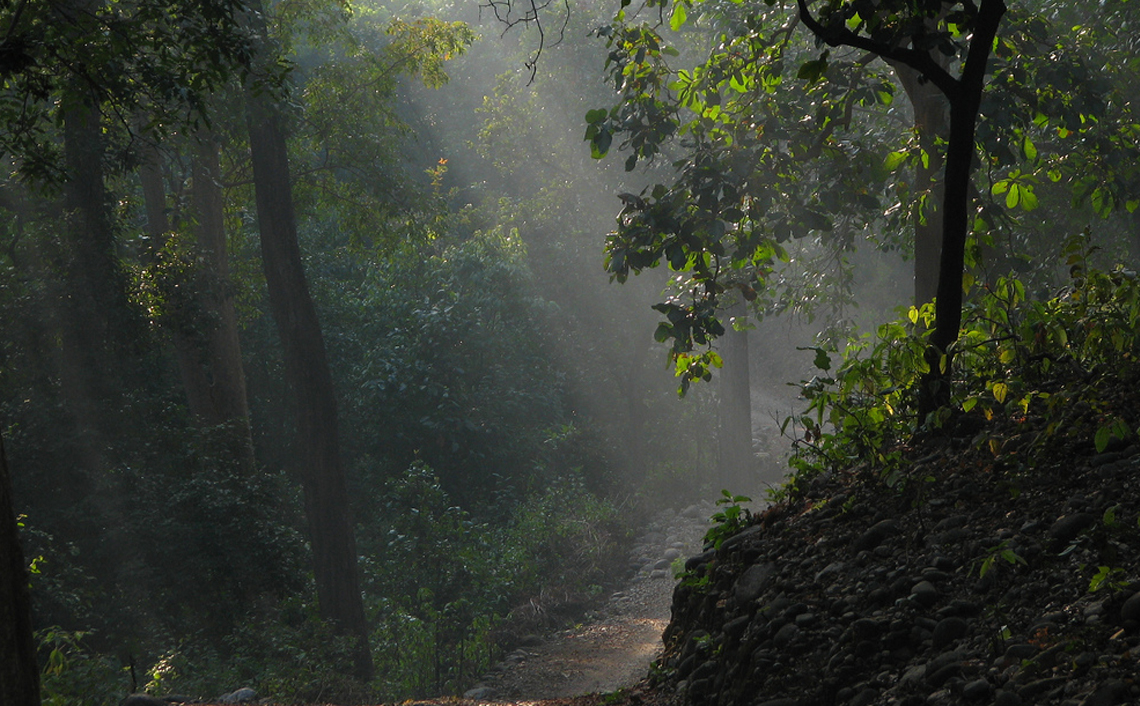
650 373 1140 706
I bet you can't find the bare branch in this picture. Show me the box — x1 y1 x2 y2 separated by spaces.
481 0 570 83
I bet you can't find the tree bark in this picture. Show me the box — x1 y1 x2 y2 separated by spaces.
57 87 122 467
918 0 1006 417
246 78 373 680
717 302 753 492
891 62 948 308
0 433 41 706
138 137 256 464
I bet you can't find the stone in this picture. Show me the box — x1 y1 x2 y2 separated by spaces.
1079 679 1129 706
853 519 900 551
993 690 1022 706
815 561 845 582
685 549 716 572
910 580 939 607
734 563 776 604
121 697 166 706
1002 643 1038 662
463 686 496 700
1120 591 1140 622
773 622 800 648
962 678 991 700
932 616 969 649
217 688 257 704
1048 513 1095 547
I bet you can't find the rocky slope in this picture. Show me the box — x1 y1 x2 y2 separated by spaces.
654 403 1140 706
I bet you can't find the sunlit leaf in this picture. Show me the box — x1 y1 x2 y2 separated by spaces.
670 2 688 31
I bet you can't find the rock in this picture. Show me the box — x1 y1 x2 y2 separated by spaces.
1048 513 1095 547
773 622 800 647
1079 679 1129 706
962 678 991 700
1120 591 1140 622
217 688 257 704
463 685 496 700
993 690 1022 706
685 549 716 572
723 615 750 637
815 561 845 582
853 519 899 551
1003 643 1038 662
931 616 969 648
910 580 939 607
121 697 166 706
1017 676 1068 700
733 563 776 604
720 525 763 552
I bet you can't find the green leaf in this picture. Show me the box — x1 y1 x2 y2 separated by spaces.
797 57 828 83
585 108 608 123
884 150 907 170
1023 137 1037 160
669 2 688 31
1095 425 1111 453
1005 184 1020 209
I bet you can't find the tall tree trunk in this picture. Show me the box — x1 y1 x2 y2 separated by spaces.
891 62 948 308
138 137 256 464
919 0 1006 417
57 88 121 466
717 302 753 492
246 75 373 680
0 433 40 706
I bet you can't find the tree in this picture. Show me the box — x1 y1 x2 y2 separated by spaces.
795 0 1007 413
244 0 372 680
138 135 256 466
0 433 39 706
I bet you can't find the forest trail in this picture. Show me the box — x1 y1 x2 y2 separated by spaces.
465 505 712 702
474 574 674 700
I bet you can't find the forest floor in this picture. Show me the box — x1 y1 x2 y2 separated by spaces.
178 507 711 706
464 506 709 703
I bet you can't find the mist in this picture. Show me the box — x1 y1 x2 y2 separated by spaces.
3 0 1136 703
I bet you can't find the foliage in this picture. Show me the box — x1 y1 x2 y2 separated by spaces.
584 0 1140 396
704 489 752 549
779 236 1140 498
358 462 627 700
37 629 124 706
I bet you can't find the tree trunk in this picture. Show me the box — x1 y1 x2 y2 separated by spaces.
891 62 948 308
0 433 41 706
918 0 1006 418
57 88 122 466
246 80 373 680
139 137 256 464
717 302 753 492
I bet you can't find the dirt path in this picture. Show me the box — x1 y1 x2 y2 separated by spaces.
468 507 711 701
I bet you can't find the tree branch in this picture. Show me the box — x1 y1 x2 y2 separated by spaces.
795 0 960 99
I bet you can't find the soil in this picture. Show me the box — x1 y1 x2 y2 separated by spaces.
469 508 712 702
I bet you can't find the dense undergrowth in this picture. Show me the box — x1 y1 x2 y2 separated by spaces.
9 227 665 705
777 233 1140 505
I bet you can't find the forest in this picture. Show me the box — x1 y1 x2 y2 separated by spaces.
1 0 1139 704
